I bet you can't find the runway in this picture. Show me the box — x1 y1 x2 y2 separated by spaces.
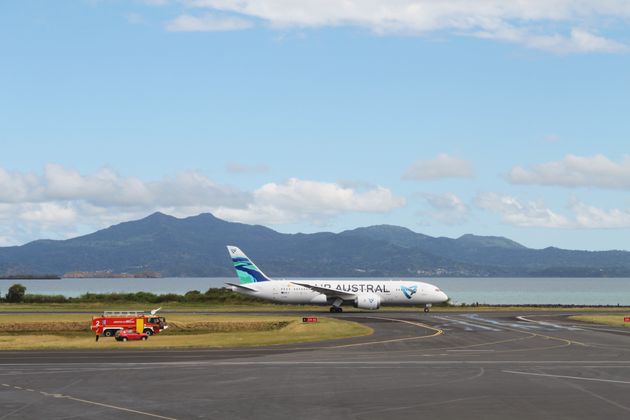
1 311 630 419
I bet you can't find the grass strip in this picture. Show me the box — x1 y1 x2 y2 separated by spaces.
0 314 372 349
569 314 630 328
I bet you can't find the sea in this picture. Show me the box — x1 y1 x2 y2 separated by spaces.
1 277 630 305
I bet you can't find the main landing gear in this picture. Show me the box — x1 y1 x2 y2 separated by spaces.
329 297 343 313
423 303 432 313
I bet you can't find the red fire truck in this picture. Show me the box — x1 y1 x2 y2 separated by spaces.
91 309 168 338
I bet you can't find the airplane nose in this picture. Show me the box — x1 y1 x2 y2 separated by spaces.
440 291 449 302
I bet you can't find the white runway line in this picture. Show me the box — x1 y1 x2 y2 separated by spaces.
435 316 502 331
502 370 630 385
6 383 178 420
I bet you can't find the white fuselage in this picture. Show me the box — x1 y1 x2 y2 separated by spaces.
230 280 448 306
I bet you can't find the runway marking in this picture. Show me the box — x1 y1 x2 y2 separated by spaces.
4 383 177 420
325 316 443 348
0 315 442 358
519 314 630 353
208 360 630 366
559 375 630 413
503 370 630 385
435 316 501 331
517 316 582 331
451 314 585 348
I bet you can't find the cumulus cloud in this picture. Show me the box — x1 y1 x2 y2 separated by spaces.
475 26 626 54
403 154 473 181
174 0 629 53
422 192 468 225
476 192 630 229
476 192 572 228
166 13 254 32
509 154 630 189
215 178 405 225
0 165 404 245
570 200 630 229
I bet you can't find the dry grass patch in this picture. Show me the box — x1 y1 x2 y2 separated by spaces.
0 314 372 350
166 320 290 334
569 314 630 328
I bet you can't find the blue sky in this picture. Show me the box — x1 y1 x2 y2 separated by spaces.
1 0 630 250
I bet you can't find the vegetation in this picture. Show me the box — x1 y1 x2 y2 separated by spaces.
3 211 630 277
0 284 269 305
569 314 630 328
0 274 60 279
5 284 26 303
0 314 373 350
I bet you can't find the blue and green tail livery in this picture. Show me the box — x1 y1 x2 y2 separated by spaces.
227 246 271 284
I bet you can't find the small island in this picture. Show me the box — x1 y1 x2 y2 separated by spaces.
62 271 161 278
0 274 61 280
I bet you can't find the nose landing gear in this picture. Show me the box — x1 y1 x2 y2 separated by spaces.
423 303 432 313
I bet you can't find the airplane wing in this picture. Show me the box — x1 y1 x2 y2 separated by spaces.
225 282 259 292
290 282 356 299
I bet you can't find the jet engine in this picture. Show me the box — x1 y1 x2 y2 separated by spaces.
353 294 381 310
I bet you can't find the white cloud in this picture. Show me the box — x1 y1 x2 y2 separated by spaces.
178 0 629 53
422 192 468 225
475 26 626 54
476 192 572 228
403 154 473 181
477 192 630 229
215 178 405 224
19 203 78 224
570 200 630 229
0 165 404 245
0 168 41 203
0 164 249 209
166 13 254 32
509 154 630 189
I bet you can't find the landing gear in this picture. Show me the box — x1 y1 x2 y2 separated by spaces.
423 303 432 313
329 297 343 313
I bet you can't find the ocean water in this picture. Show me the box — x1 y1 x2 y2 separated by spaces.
2 277 630 305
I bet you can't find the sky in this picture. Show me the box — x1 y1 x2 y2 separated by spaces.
1 0 629 250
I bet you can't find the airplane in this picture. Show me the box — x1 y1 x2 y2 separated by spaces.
225 245 449 313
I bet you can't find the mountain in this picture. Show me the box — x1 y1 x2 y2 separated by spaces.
1 212 630 277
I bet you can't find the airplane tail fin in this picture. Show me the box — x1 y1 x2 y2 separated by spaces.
226 246 271 284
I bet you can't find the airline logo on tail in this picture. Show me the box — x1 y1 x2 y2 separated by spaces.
227 246 271 284
401 285 417 299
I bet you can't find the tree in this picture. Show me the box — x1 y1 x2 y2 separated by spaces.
6 284 26 303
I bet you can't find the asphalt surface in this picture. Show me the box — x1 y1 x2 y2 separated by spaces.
1 311 630 419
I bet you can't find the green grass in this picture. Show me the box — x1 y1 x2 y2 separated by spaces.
0 313 373 350
569 314 630 328
0 301 628 313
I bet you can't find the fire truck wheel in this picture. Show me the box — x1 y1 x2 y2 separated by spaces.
104 330 114 337
143 329 153 336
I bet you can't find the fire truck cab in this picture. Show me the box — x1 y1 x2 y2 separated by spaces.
91 309 168 337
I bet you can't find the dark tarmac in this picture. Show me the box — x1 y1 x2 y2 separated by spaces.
1 311 630 419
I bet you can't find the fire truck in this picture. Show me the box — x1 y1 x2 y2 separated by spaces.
91 308 168 338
